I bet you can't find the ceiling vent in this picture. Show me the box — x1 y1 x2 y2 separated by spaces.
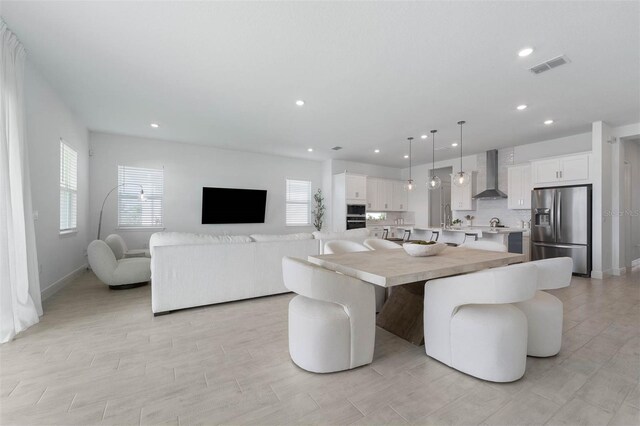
529 55 570 74
331 146 343 151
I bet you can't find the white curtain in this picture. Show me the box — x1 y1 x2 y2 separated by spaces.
1 20 42 344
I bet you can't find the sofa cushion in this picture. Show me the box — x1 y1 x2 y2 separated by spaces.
250 233 314 242
149 232 252 255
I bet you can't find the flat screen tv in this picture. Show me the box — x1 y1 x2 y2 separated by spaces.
201 187 267 224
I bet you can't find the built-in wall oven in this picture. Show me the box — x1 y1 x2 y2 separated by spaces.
346 204 366 230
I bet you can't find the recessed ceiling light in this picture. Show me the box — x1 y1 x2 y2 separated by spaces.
544 119 554 125
518 47 534 57
451 142 459 147
404 155 409 159
421 134 428 139
307 148 313 152
150 123 159 128
517 104 528 110
295 100 305 106
374 149 380 153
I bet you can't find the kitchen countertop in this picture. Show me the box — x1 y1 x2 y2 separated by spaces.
413 226 528 235
367 222 415 227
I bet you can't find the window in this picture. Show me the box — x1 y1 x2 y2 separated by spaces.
59 140 78 233
286 179 311 226
117 166 164 228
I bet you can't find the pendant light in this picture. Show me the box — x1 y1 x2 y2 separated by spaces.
406 137 414 191
453 120 471 187
427 130 441 190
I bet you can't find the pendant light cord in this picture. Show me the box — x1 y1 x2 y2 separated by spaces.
457 121 465 173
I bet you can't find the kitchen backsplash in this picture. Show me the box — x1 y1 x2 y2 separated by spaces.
453 147 531 228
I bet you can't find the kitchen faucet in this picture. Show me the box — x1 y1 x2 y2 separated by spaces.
443 203 452 229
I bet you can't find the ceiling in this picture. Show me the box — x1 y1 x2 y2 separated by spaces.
2 1 639 168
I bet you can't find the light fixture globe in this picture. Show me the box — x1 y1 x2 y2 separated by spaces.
406 179 414 192
453 171 470 187
428 175 442 190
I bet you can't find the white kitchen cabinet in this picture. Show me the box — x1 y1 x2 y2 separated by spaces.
378 179 394 211
508 164 532 210
531 153 590 186
345 174 367 202
366 178 378 210
451 173 476 211
392 180 408 211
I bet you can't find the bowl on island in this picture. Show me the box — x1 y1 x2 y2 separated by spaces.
403 241 447 257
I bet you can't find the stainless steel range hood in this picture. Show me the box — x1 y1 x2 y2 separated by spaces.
473 149 508 199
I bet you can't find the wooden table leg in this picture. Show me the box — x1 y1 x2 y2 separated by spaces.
376 282 425 345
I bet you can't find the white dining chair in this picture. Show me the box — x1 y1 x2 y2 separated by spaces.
424 263 537 382
324 240 386 312
105 234 150 260
363 238 402 250
324 240 369 254
514 257 573 357
282 257 376 373
458 240 507 252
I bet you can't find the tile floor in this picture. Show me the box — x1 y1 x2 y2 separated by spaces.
0 268 638 425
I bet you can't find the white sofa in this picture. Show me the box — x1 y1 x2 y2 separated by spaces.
150 232 320 315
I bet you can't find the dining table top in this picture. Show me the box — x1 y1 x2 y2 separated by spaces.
307 246 525 287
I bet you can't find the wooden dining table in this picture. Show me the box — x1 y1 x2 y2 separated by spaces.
308 246 525 345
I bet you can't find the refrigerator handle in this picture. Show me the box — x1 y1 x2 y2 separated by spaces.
556 190 562 242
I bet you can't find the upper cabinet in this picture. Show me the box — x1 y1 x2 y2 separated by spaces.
345 173 367 202
508 164 532 210
366 178 378 210
365 177 407 211
451 172 476 211
392 181 408 211
531 153 590 186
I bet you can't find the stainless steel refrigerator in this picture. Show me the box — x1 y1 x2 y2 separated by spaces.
531 184 592 276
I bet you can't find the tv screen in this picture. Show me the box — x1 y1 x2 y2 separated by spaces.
201 187 267 224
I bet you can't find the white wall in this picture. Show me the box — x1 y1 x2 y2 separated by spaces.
89 132 324 248
25 61 90 296
591 121 614 278
627 141 640 264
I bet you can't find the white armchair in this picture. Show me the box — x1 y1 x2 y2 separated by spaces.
363 238 402 250
424 263 537 382
87 240 151 289
323 240 386 312
282 257 376 373
105 234 150 260
514 257 573 357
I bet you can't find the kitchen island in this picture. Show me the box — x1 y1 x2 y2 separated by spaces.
412 226 528 254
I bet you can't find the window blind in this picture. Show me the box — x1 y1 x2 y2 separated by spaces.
59 140 78 232
286 179 311 226
118 166 164 228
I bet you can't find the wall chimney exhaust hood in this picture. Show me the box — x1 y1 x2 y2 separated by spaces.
473 150 508 199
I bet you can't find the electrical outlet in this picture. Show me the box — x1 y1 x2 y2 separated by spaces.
33 210 39 221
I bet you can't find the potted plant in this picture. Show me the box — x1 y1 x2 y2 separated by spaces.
465 215 475 227
311 189 325 232
451 218 462 229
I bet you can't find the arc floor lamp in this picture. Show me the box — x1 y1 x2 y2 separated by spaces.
97 184 145 240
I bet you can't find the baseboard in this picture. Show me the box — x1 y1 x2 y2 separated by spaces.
41 263 88 301
632 258 640 268
612 267 627 276
591 269 614 280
